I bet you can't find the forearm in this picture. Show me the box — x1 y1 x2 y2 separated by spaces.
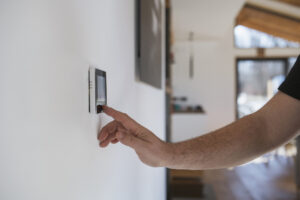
99 93 299 169
164 112 273 170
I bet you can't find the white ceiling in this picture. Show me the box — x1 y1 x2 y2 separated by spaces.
171 0 246 41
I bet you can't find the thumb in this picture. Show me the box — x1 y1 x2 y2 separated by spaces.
116 131 144 149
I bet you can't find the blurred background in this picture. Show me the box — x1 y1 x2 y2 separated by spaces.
167 0 300 199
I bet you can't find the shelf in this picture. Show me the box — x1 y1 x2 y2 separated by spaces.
172 110 205 114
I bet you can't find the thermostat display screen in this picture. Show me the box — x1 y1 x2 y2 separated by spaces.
96 75 106 105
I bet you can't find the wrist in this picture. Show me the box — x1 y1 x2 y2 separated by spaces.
159 142 177 168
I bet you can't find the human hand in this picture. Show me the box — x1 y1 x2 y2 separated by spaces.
98 106 172 167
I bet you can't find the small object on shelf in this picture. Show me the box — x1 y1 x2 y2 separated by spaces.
195 105 204 113
171 95 205 114
172 104 205 114
187 106 193 111
173 104 181 111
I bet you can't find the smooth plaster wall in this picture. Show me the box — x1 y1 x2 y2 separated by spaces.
0 0 166 200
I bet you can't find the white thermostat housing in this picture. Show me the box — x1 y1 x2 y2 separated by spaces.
89 67 107 114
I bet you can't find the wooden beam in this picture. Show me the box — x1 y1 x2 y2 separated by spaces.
276 0 300 7
236 4 300 43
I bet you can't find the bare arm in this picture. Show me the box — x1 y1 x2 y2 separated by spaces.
98 92 300 170
166 92 300 169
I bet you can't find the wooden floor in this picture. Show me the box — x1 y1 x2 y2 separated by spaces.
203 155 298 200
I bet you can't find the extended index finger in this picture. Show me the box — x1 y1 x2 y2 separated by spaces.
103 106 125 121
103 106 138 130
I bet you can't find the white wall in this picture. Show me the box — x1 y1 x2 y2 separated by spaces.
171 29 237 142
0 1 166 200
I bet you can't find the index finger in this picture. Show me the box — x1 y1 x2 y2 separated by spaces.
103 106 138 130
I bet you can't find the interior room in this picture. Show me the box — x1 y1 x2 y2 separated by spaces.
0 0 299 200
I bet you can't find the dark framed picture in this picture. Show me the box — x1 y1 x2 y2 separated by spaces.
135 0 163 89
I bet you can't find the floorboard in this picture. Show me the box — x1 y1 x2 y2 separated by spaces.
203 155 298 200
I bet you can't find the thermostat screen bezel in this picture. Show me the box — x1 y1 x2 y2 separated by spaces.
89 67 107 114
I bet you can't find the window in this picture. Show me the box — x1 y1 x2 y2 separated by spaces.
234 25 300 48
288 57 298 71
236 59 288 118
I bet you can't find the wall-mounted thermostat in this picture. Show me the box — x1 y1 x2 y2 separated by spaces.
89 67 107 114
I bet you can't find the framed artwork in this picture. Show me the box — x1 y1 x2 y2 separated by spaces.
135 0 163 89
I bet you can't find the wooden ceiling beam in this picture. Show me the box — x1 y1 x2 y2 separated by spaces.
236 4 300 43
275 0 300 8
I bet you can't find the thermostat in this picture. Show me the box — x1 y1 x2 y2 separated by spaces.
89 67 107 114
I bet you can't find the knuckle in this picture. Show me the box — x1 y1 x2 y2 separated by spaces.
120 113 130 121
121 112 128 117
124 114 130 119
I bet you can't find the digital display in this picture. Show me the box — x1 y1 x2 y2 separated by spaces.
96 75 106 106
